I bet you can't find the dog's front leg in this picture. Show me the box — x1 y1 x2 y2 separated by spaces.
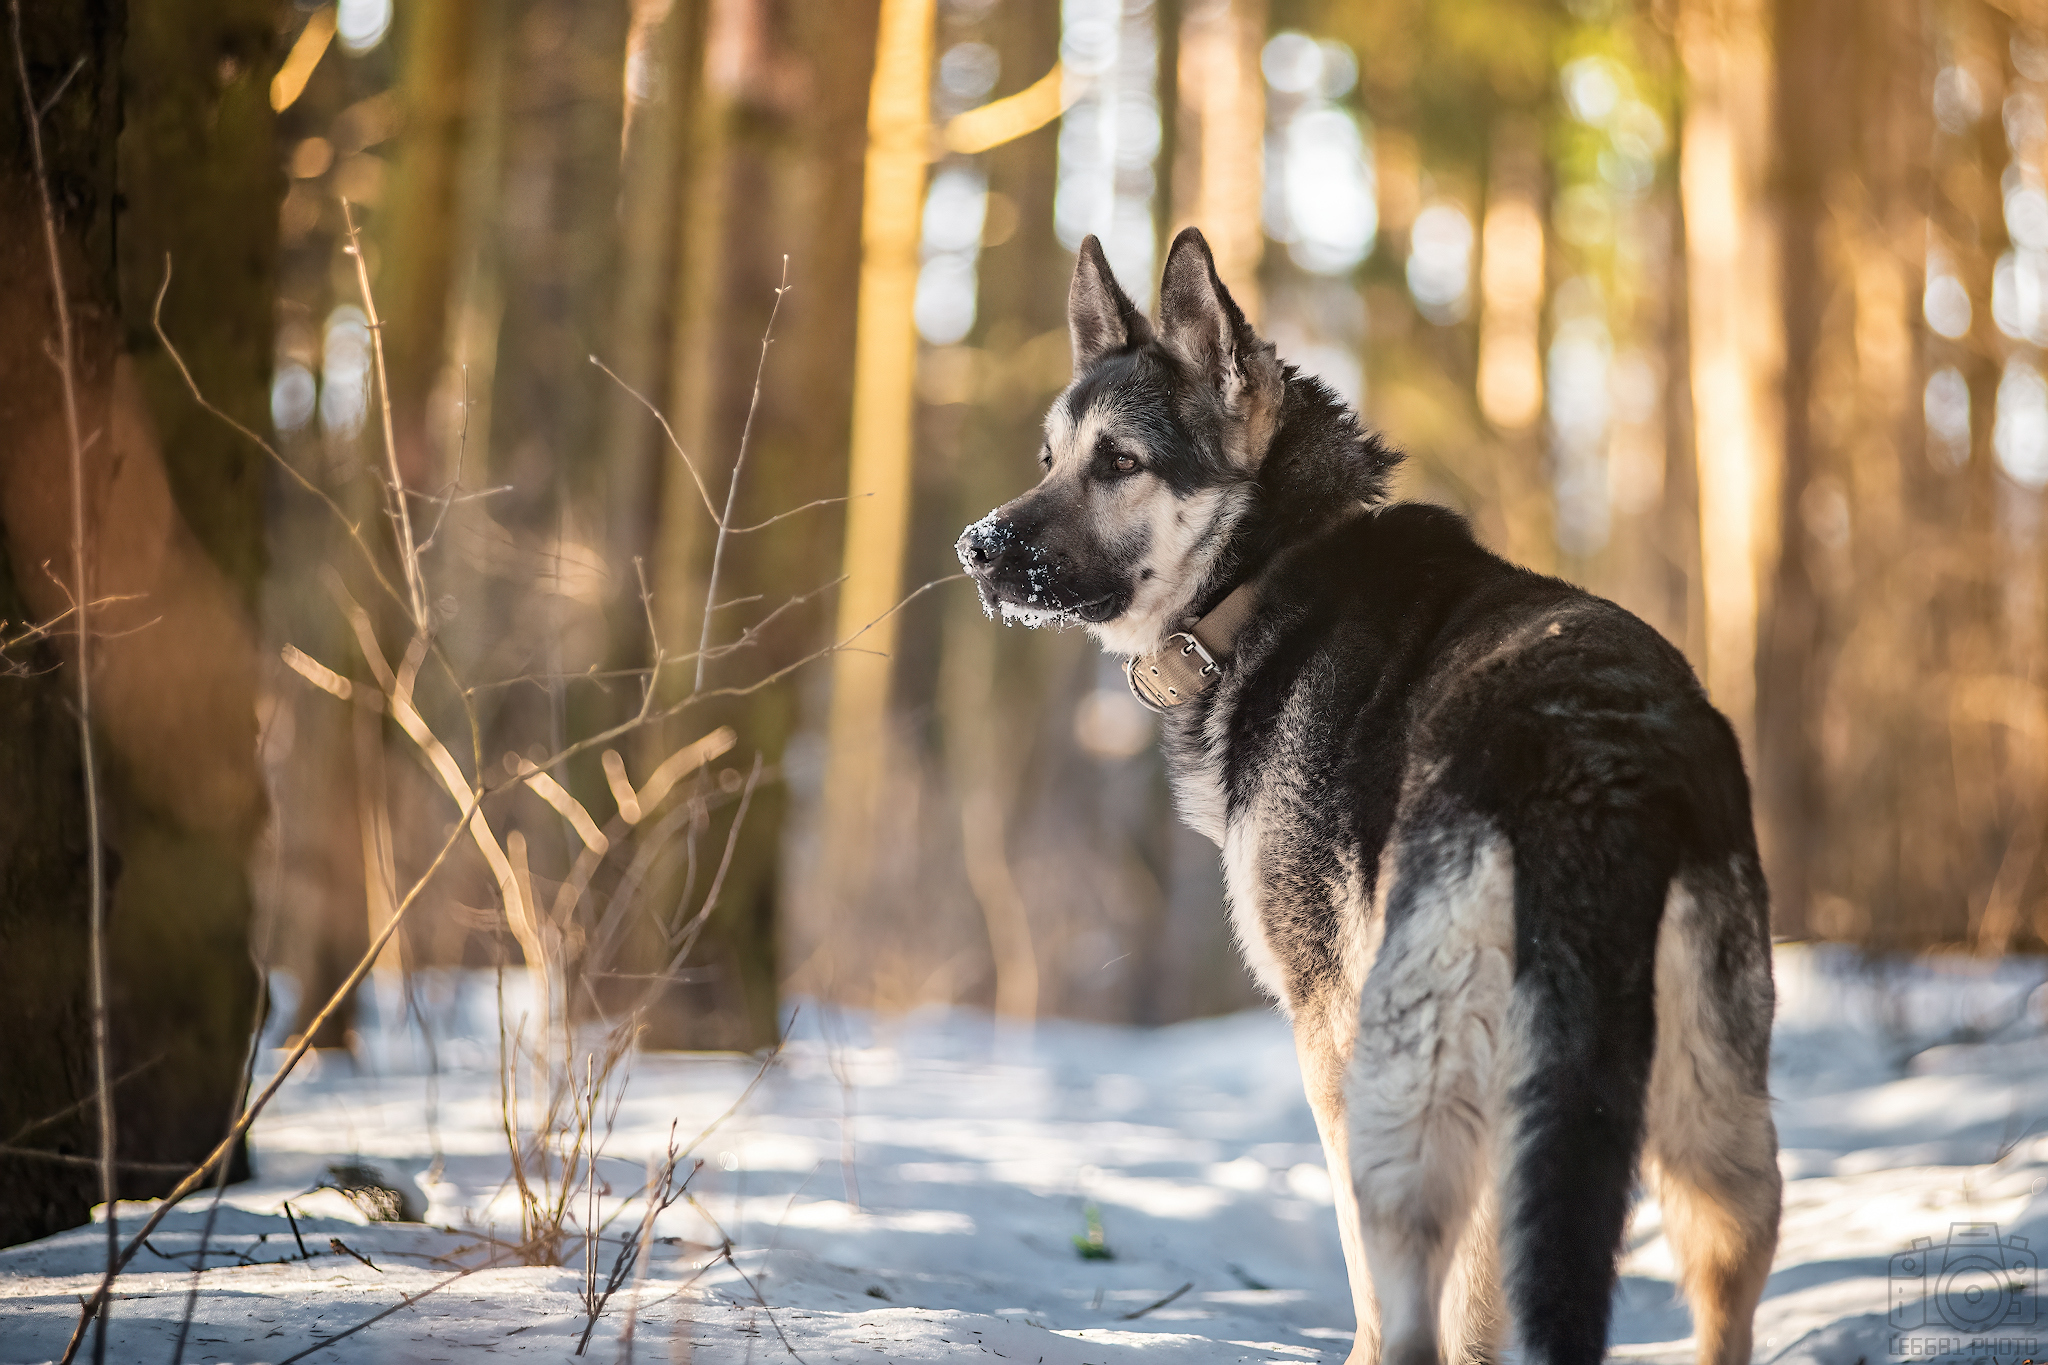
1296 1023 1382 1365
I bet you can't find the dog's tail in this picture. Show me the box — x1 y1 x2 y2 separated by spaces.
1641 857 1780 1365
1494 803 1673 1365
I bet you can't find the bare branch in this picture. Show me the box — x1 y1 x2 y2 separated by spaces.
414 364 478 556
723 492 867 536
465 575 849 698
10 10 116 1359
340 198 427 630
695 257 790 692
32 51 80 118
590 353 720 524
150 259 415 626
0 1144 188 1172
503 573 962 789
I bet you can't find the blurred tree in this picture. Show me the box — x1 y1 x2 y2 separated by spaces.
817 0 937 959
935 0 1069 1024
1760 0 1851 940
642 0 882 1048
0 0 276 1244
376 0 483 491
1678 0 1781 761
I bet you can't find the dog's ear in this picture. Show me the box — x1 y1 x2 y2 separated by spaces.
1159 228 1283 460
1069 235 1152 373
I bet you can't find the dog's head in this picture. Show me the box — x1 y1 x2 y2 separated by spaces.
956 228 1290 656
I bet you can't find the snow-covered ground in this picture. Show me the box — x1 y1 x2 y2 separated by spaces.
4 944 2047 1365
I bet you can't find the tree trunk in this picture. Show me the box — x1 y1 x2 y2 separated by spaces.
1756 0 1840 940
639 0 882 1048
0 0 275 1245
375 0 483 491
1678 0 1782 772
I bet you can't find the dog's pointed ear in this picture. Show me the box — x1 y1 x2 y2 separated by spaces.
1069 235 1152 373
1160 228 1251 397
1159 228 1283 457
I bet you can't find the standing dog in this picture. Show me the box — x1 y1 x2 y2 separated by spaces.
957 229 1780 1365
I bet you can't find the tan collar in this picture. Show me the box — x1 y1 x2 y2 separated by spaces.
1124 579 1262 712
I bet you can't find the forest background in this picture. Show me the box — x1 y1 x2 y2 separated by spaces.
4 0 2041 1247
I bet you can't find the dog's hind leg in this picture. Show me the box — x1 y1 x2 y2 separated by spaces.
1437 1178 1503 1365
1296 1033 1382 1365
1344 826 1515 1365
1644 870 1780 1365
1495 827 1667 1365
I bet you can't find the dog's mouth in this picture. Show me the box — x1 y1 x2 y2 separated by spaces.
974 576 1123 627
1073 593 1121 623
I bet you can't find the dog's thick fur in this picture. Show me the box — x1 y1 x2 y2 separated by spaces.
957 230 1781 1365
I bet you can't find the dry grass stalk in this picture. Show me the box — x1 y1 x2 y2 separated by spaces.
9 8 115 1360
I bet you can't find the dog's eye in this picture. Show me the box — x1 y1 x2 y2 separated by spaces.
1113 453 1137 474
1039 447 1053 471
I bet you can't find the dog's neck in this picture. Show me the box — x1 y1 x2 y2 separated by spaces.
1087 372 1395 659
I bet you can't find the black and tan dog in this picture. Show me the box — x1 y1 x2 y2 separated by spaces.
957 229 1780 1365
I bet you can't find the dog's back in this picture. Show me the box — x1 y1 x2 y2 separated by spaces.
1208 502 1778 1365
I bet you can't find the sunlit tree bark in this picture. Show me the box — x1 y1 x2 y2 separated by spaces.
816 0 937 949
1678 0 1782 766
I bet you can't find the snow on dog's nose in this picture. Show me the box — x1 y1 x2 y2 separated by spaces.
955 510 1011 574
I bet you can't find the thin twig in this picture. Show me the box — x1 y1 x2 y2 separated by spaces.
613 1149 664 1365
0 595 140 676
32 51 79 118
150 260 413 626
722 493 864 536
0 1145 186 1172
719 1246 805 1363
329 1237 382 1273
282 1203 309 1259
150 252 491 815
502 574 963 787
1120 1281 1195 1321
414 363 474 556
589 354 720 524
466 575 848 697
650 756 763 982
273 1251 513 1364
674 1020 788 1161
10 12 115 1361
3 1053 164 1146
696 257 789 693
170 941 270 1364
340 199 426 630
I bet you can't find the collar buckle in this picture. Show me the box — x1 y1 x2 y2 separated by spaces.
1122 578 1262 714
1125 631 1222 712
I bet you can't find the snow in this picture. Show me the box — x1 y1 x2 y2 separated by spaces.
3 944 2047 1365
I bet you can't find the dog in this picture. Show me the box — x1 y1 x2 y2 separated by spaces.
956 228 1781 1365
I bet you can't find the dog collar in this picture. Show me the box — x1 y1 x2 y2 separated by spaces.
1124 579 1261 712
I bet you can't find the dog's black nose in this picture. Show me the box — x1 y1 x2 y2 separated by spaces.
956 516 1006 572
